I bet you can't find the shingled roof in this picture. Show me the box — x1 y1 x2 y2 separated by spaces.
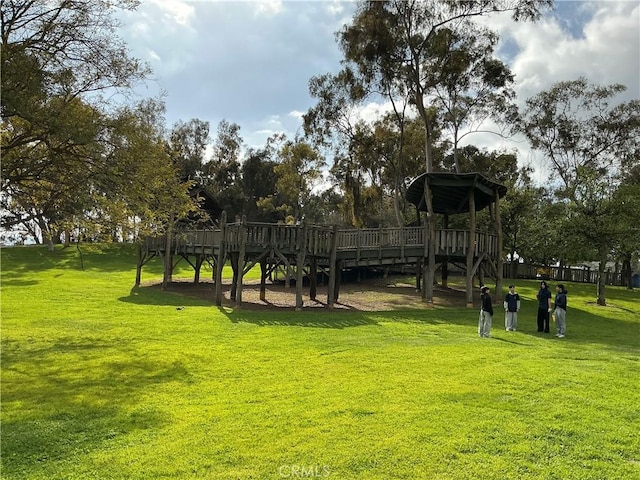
406 172 507 215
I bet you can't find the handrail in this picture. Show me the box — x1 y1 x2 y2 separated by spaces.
146 225 498 258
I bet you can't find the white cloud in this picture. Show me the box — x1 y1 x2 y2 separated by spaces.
289 110 305 120
502 1 639 102
149 0 195 27
326 0 345 16
255 0 283 17
116 1 636 187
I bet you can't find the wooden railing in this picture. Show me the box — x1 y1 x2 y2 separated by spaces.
146 223 498 259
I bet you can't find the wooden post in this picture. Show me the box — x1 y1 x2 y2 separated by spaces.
309 258 317 300
215 212 226 306
334 259 343 302
494 188 504 303
423 177 435 305
295 223 308 311
260 259 268 302
235 216 247 307
442 214 449 288
230 253 238 301
135 242 144 286
327 225 338 308
466 188 476 307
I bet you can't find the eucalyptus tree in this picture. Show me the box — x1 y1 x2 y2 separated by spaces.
273 138 326 223
338 0 551 174
197 120 243 220
166 119 211 182
428 27 517 172
304 70 374 227
521 78 640 305
336 0 551 302
240 148 279 222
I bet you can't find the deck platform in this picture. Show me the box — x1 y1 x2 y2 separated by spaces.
138 222 498 309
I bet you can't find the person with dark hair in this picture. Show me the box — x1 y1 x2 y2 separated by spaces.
503 284 521 331
536 280 552 333
478 286 493 338
554 284 568 338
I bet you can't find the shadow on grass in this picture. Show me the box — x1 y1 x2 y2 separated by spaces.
0 337 190 478
119 283 639 349
222 308 380 329
118 285 212 307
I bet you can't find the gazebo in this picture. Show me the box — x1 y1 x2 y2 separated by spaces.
406 172 508 306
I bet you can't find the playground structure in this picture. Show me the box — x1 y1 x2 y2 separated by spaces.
137 173 507 309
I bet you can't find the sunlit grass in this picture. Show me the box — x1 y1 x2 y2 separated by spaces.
1 244 639 479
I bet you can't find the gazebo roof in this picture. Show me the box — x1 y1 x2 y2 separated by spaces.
406 172 507 215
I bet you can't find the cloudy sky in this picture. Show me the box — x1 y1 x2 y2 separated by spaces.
118 0 639 178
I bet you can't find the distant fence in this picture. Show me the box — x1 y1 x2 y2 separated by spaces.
504 262 628 287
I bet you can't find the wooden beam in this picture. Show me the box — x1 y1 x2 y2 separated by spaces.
260 259 268 302
215 212 226 306
295 223 308 311
466 187 476 307
327 225 338 308
494 188 504 301
309 258 317 300
235 216 247 307
423 176 436 305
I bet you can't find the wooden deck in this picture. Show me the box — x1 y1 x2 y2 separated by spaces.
145 224 497 262
139 222 498 309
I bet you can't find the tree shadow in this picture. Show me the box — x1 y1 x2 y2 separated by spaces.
0 336 191 478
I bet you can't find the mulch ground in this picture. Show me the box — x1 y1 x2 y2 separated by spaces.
148 276 473 311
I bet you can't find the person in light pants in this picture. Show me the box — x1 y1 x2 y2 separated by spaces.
554 284 568 338
503 284 521 331
478 286 493 338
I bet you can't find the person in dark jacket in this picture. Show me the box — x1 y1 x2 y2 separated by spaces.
503 284 521 331
536 281 552 333
478 286 493 338
554 284 568 338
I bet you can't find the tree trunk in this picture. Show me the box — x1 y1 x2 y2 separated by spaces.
597 249 607 306
621 253 633 289
393 176 403 227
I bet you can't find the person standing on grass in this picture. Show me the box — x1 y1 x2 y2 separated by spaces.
554 284 568 338
536 280 552 333
479 286 493 338
504 284 521 331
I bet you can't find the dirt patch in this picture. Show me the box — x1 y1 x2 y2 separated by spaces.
148 276 472 311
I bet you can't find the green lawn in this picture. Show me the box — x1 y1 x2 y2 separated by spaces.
1 244 639 479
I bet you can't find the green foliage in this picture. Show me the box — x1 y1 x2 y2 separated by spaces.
1 0 169 245
337 0 552 172
166 119 211 181
521 78 640 303
2 245 638 479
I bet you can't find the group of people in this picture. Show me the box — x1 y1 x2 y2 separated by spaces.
478 281 568 339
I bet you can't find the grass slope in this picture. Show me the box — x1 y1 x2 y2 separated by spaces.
1 244 639 479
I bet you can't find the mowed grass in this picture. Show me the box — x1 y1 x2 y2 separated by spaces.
1 244 639 480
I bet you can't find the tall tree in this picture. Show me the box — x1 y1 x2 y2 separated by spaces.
429 27 516 172
337 0 551 303
273 139 326 223
1 0 152 244
338 0 551 173
521 78 640 305
166 119 210 181
241 148 279 222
